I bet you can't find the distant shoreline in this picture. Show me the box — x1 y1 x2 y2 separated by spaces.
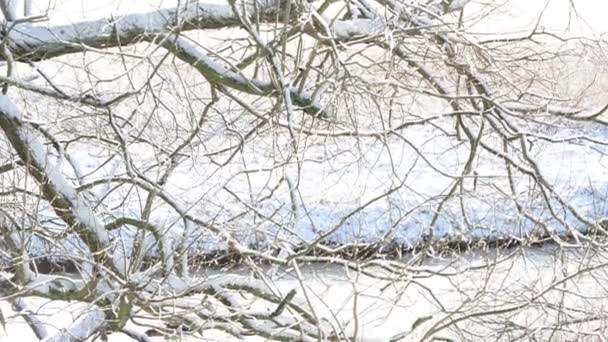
6 227 606 275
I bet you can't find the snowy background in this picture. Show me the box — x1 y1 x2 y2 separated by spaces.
0 0 607 257
1 0 608 341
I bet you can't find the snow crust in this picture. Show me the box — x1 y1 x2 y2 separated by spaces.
0 95 22 119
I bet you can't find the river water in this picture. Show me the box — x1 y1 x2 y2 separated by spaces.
2 244 608 341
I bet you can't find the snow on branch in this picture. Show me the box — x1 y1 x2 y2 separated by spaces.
158 34 329 117
0 0 18 21
5 1 247 61
13 298 51 340
42 306 104 342
0 95 126 276
1 0 471 64
0 0 470 119
4 0 336 62
105 217 175 276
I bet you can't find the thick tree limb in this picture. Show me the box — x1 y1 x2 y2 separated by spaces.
158 33 329 117
0 1 386 117
6 1 256 61
3 0 384 62
0 95 125 276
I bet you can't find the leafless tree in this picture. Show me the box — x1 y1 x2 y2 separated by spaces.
0 0 607 340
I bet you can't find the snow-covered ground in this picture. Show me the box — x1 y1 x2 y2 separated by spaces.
2 244 608 341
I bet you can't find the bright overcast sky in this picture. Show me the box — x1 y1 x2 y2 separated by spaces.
469 0 608 37
29 0 608 38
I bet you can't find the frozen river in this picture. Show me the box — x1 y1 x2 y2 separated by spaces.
2 244 608 341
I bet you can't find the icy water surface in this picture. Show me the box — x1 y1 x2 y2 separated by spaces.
2 244 607 341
